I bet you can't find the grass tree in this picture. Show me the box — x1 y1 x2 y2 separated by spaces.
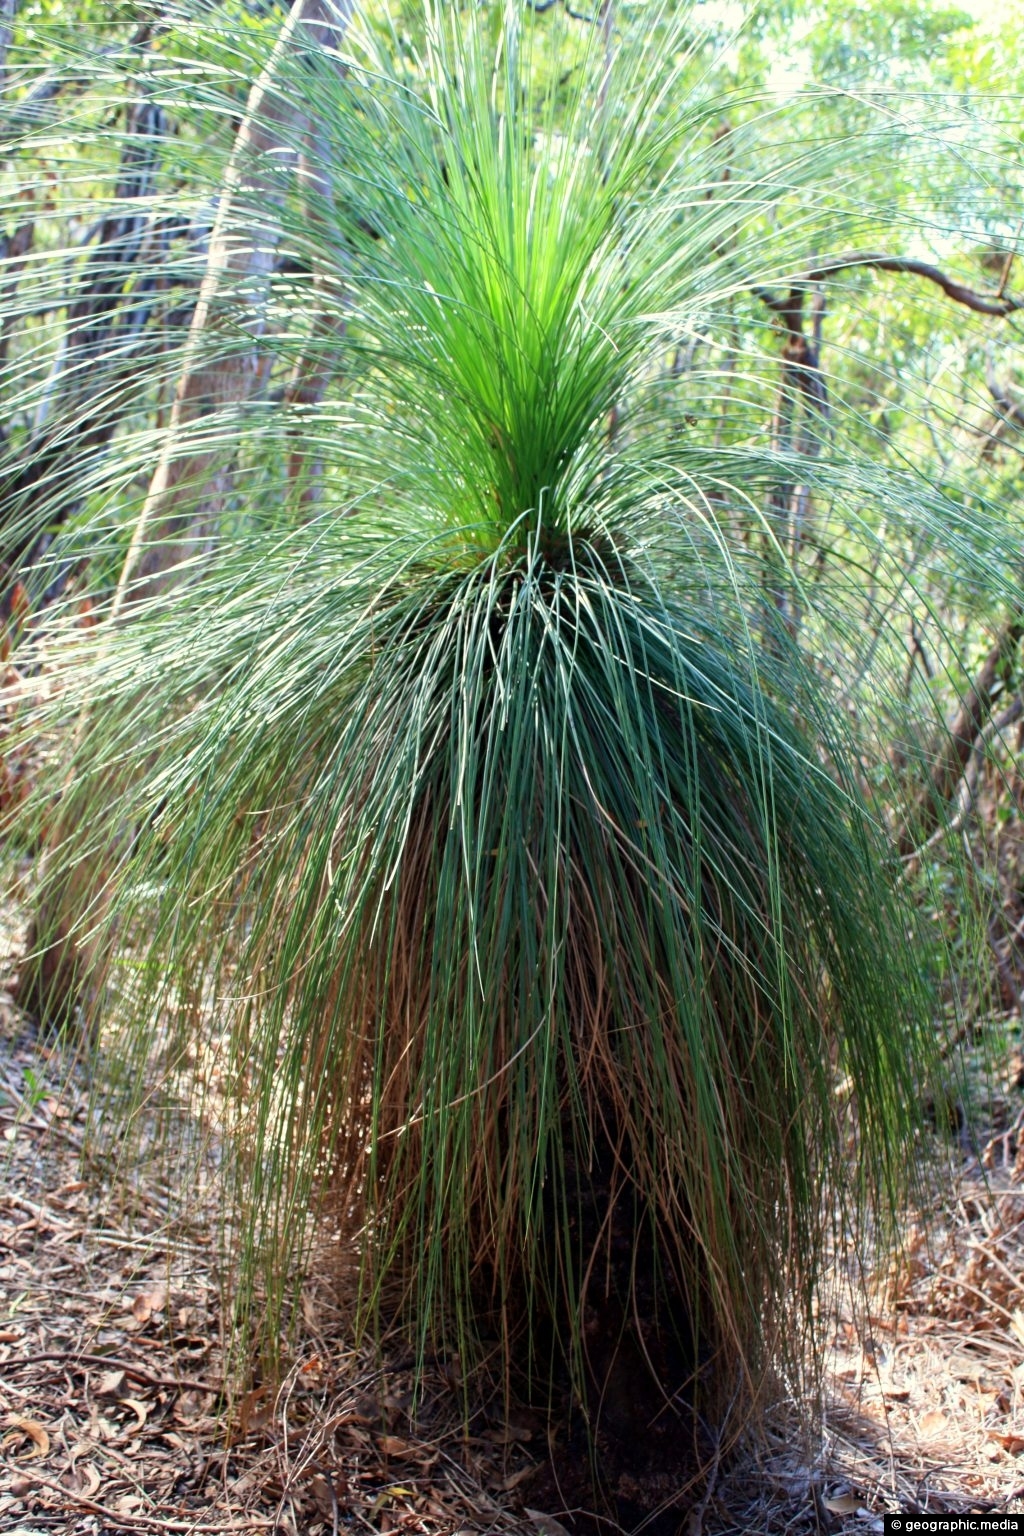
4 0 1018 1491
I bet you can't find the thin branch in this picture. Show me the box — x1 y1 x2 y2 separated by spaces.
759 253 1024 317
9 1349 218 1395
0 1468 268 1533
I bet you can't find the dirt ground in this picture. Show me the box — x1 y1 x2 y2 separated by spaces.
3 987 1024 1536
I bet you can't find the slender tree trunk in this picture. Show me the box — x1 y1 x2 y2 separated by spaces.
758 282 829 636
898 618 1023 857
0 95 165 585
18 0 353 1028
125 0 352 598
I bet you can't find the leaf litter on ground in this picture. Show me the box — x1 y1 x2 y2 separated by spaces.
1 858 1024 1533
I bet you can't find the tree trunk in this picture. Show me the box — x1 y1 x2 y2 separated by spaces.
125 0 352 599
899 617 1023 856
18 0 353 1029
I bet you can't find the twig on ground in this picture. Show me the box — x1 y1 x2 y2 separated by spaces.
6 1466 275 1530
8 1349 219 1395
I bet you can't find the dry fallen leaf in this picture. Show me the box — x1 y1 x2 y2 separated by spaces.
918 1409 949 1438
121 1398 150 1433
66 1460 102 1497
376 1434 414 1458
2 1406 50 1456
331 1406 374 1428
2 1417 50 1459
824 1493 863 1515
236 1386 272 1436
990 1431 1024 1455
131 1286 167 1324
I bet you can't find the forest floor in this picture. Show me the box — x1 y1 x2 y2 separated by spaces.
3 998 1024 1536
0 826 1016 1515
